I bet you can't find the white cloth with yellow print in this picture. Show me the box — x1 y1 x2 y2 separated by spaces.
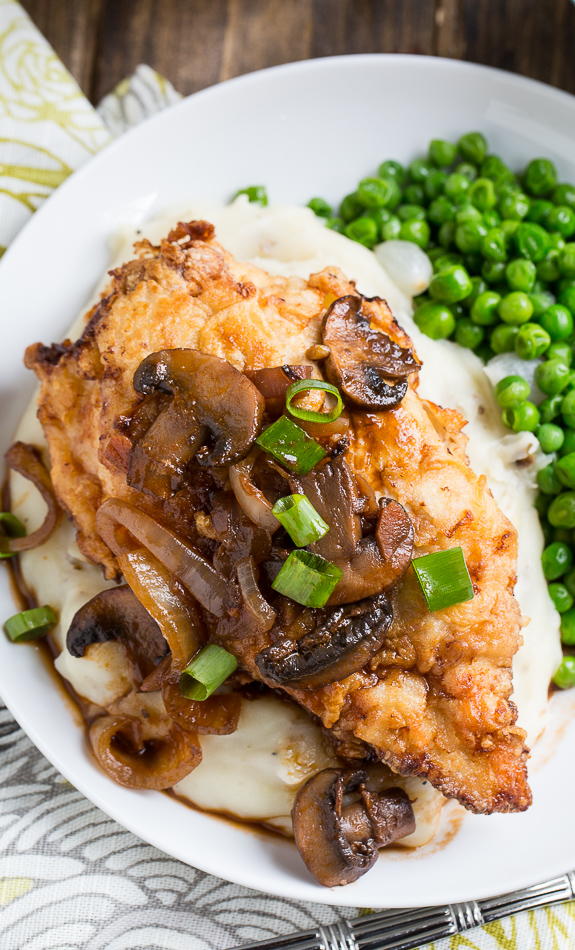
1 1 575 948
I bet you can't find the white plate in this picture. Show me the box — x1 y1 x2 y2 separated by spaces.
1 55 575 908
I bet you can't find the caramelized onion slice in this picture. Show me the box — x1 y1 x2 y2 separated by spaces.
97 499 234 617
163 685 241 736
229 452 278 532
4 441 59 551
236 556 276 633
246 365 312 415
89 715 201 790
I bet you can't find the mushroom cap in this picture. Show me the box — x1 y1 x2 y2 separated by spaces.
322 295 419 411
292 768 415 887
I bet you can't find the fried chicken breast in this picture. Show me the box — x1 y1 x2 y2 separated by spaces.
25 220 530 815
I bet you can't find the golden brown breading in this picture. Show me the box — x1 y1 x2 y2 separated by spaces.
26 221 530 814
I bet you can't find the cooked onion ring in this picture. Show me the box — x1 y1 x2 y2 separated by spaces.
229 452 278 532
163 686 241 736
236 556 276 633
5 441 59 551
89 715 201 790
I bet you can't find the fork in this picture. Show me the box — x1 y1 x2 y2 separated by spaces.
233 870 575 950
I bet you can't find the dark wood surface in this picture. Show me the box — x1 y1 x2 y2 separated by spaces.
20 0 575 103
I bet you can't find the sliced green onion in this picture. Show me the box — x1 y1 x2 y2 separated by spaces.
272 494 329 547
272 550 342 607
256 415 326 475
4 605 56 642
179 644 238 701
412 547 474 611
0 512 26 559
285 379 344 424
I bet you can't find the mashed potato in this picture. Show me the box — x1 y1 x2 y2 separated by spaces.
10 199 561 837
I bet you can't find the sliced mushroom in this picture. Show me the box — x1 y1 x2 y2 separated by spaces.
292 459 414 605
292 768 415 886
322 295 419 410
255 591 393 688
66 585 168 680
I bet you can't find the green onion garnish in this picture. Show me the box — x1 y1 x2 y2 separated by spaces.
179 644 238 701
256 415 326 475
272 550 342 608
4 605 56 642
0 513 26 559
285 379 344 424
272 494 330 547
412 547 474 611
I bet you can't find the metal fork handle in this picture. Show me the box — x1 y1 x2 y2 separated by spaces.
235 870 575 950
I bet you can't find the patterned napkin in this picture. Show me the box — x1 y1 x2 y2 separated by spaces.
1 2 575 947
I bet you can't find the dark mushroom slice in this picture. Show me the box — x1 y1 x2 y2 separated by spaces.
292 459 414 605
292 768 415 886
322 295 419 410
66 585 168 680
255 591 393 689
245 365 312 416
127 348 264 496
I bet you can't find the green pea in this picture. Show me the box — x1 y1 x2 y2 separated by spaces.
494 374 531 408
502 401 540 432
561 609 575 644
553 184 575 209
553 656 575 689
514 222 550 262
457 132 488 166
381 216 401 240
556 452 575 489
535 359 571 396
547 342 573 366
469 177 497 211
344 217 379 248
559 244 575 278
549 583 574 614
445 173 471 201
481 155 515 186
539 394 565 424
407 158 432 183
481 228 508 262
548 492 575 527
498 191 530 220
548 232 566 253
399 218 430 248
364 206 392 238
455 220 487 254
505 258 536 292
537 256 561 283
563 389 575 428
466 276 488 306
378 160 406 184
325 216 344 233
526 199 553 225
558 283 575 314
482 209 501 229
538 423 565 454
438 221 456 248
413 301 455 339
563 566 575 596
455 204 482 223
428 138 458 168
482 260 506 284
529 289 556 317
428 196 456 225
565 370 575 391
454 162 478 181
432 252 462 272
397 204 426 221
514 322 551 360
542 541 574 579
357 177 399 209
548 206 575 239
404 183 426 205
340 192 363 222
471 290 501 326
501 220 519 240
430 265 473 303
539 304 574 341
523 157 558 196
233 185 268 205
537 463 563 495
425 171 448 201
455 319 484 350
498 291 534 325
490 324 519 354
307 197 332 218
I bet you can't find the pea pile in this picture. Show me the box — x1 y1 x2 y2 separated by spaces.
305 132 575 688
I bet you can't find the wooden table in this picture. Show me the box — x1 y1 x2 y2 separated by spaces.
20 0 575 103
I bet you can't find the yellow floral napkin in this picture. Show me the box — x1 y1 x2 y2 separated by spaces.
1 2 575 948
